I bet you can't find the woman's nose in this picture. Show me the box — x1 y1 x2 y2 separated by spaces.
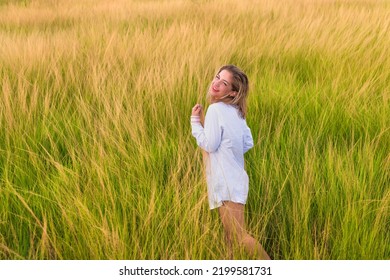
213 80 222 87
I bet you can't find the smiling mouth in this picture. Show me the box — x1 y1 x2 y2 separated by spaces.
212 86 219 92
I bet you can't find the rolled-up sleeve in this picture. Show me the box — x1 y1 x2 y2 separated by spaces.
191 105 222 153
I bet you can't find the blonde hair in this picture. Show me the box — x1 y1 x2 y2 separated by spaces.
209 64 249 118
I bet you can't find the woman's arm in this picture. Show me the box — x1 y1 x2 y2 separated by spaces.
191 104 222 153
243 123 254 153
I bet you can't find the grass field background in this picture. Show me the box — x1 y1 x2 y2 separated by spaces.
0 0 389 259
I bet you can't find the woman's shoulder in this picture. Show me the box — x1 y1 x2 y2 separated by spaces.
208 102 234 111
207 102 224 114
207 102 243 123
207 103 232 118
211 102 241 115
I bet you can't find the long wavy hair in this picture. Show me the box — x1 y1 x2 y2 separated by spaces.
208 64 249 119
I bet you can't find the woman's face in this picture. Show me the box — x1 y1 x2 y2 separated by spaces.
208 69 235 100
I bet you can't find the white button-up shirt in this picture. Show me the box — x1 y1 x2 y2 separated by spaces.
191 102 254 209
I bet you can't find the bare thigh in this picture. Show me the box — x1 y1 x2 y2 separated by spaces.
218 201 246 241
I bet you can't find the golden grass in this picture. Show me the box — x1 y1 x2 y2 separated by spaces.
0 0 389 259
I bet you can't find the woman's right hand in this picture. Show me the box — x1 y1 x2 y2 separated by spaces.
191 104 203 117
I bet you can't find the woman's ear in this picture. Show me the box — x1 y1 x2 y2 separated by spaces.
230 91 238 97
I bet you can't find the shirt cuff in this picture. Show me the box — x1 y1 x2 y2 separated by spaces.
191 116 200 124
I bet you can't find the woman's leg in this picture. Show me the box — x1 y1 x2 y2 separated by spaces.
218 201 271 260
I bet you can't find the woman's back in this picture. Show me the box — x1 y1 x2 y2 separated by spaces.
206 102 253 169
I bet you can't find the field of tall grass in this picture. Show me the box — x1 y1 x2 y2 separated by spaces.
0 0 389 260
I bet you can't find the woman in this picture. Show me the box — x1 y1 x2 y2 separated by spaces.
191 64 270 259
